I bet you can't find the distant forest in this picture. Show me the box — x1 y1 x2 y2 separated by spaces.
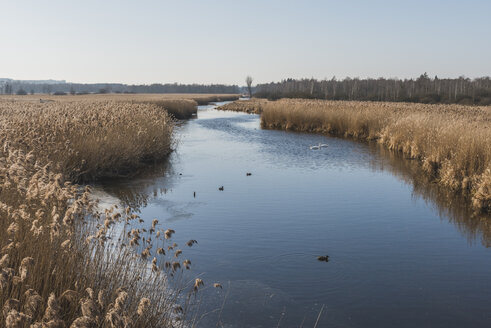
255 74 491 105
0 81 240 95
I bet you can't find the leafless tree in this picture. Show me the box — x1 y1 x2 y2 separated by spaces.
246 76 253 98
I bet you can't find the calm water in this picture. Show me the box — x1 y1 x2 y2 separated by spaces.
98 103 491 327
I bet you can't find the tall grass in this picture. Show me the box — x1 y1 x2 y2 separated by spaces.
258 99 491 212
1 93 240 120
0 98 203 327
138 99 198 119
216 99 266 114
1 100 174 182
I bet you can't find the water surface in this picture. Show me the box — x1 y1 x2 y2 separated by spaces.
98 103 491 327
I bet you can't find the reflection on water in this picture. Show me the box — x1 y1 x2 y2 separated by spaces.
366 143 491 247
96 104 491 328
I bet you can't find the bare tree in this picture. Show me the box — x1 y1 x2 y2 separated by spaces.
245 76 253 98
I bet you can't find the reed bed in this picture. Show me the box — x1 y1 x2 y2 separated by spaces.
216 100 266 114
137 99 198 119
0 100 175 182
258 99 491 213
1 93 240 121
0 98 205 327
0 94 239 107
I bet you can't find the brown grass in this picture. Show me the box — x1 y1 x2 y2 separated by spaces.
216 99 266 114
138 99 198 119
0 97 206 327
256 99 491 212
0 100 174 182
0 93 239 121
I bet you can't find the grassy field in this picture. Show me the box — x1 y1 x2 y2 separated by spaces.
0 95 222 327
220 99 491 213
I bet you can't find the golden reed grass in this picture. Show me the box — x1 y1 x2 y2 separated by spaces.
221 98 491 212
0 96 215 327
216 100 266 114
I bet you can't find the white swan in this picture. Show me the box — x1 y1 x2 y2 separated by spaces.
310 143 328 150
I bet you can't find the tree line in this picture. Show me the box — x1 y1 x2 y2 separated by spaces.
0 82 240 95
254 74 491 105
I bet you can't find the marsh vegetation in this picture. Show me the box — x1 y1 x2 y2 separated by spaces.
98 104 491 327
0 95 229 327
219 99 491 213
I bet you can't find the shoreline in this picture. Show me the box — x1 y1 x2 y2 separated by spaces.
218 98 491 213
0 94 224 326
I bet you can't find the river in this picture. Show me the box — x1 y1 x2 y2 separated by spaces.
97 102 491 327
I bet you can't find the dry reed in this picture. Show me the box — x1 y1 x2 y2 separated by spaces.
258 99 491 212
216 99 267 114
0 97 204 327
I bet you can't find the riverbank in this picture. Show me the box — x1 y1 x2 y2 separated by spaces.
216 99 266 114
218 99 491 213
0 95 211 326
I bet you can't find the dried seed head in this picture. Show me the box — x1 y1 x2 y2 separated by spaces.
61 239 71 249
24 289 43 317
97 290 105 309
80 297 99 318
193 278 204 291
164 229 175 239
85 288 94 300
114 291 128 311
137 298 150 316
141 248 150 259
171 262 181 271
6 222 19 236
3 298 20 318
5 309 32 328
183 259 191 270
186 239 198 247
0 254 9 268
2 242 15 253
43 293 61 321
19 257 34 281
105 309 123 328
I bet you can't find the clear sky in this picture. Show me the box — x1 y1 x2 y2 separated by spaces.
1 0 490 85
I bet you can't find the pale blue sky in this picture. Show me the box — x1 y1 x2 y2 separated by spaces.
1 0 490 85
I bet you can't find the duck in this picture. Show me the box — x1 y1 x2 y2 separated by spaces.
218 186 224 191
310 144 320 150
319 143 328 148
246 172 252 176
317 255 329 262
